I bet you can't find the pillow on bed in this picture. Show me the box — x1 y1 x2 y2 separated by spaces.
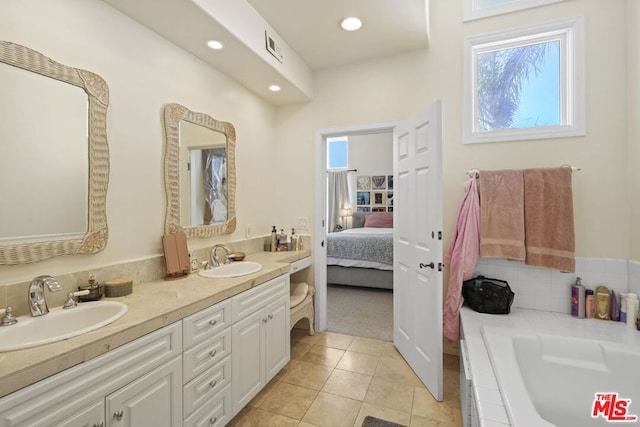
365 212 393 228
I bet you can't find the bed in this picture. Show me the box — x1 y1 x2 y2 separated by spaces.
326 212 394 289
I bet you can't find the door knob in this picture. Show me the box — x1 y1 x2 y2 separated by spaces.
419 262 435 269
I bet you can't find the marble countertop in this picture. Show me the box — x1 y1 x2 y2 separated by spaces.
0 250 311 398
460 306 640 426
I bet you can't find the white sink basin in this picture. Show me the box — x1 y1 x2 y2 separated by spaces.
0 301 128 352
198 261 262 278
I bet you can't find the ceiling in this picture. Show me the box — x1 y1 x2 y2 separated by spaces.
246 0 429 71
102 0 429 105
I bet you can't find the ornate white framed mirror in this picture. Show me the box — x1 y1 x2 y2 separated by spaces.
0 41 109 265
162 103 236 237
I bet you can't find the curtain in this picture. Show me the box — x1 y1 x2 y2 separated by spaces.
327 170 351 233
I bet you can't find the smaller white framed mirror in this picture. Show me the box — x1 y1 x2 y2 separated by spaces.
163 103 236 238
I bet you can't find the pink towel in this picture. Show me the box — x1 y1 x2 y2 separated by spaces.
523 167 575 272
479 170 526 261
443 178 480 341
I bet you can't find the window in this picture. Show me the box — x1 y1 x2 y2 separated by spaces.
463 17 585 144
463 0 565 22
327 137 348 169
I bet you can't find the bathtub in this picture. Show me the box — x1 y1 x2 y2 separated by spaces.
482 326 640 427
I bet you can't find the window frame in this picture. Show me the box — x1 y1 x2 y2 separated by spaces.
462 0 565 22
462 16 585 144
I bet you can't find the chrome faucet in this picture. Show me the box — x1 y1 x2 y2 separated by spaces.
28 275 62 317
209 244 233 267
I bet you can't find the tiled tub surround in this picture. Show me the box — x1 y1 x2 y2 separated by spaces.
460 307 640 427
474 257 634 314
0 249 310 398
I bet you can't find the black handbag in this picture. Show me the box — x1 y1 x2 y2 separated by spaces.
462 275 515 314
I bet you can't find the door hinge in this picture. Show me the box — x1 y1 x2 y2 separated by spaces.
438 231 442 240
438 262 445 271
322 219 325 227
321 240 324 247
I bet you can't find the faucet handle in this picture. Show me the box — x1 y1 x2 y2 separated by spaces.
0 306 17 326
63 290 90 309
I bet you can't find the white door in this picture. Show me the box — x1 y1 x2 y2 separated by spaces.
393 101 443 401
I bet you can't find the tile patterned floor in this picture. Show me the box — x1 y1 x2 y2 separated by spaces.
228 329 462 427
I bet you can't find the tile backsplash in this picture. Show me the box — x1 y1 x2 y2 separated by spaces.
474 257 631 314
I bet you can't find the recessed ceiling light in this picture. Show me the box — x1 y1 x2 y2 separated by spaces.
206 40 224 50
268 85 281 92
340 17 363 31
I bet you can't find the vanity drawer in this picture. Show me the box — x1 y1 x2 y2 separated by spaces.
183 355 231 419
183 383 232 427
290 256 312 273
183 328 231 383
183 299 231 350
232 275 289 322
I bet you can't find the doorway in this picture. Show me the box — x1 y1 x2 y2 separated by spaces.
313 121 397 336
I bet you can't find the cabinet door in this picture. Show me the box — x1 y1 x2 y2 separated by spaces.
231 308 265 415
105 357 182 427
264 295 290 383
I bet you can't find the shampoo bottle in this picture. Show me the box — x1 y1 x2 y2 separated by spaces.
610 290 619 321
595 285 611 320
571 277 585 319
585 289 595 318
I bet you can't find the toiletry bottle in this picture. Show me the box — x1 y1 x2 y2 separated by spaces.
585 289 595 318
595 285 611 320
626 293 638 328
278 229 287 251
620 293 628 323
270 226 277 252
610 290 619 321
571 277 585 318
290 228 299 251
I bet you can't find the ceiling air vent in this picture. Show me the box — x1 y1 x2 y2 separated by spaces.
265 31 283 63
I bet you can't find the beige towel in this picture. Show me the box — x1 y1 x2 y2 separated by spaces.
523 167 575 272
479 170 526 260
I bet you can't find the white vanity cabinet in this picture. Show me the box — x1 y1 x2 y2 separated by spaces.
231 275 290 415
0 322 182 427
182 299 233 427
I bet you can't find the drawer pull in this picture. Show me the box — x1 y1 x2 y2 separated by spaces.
93 422 105 427
209 417 217 425
209 379 218 388
268 314 273 320
209 319 217 326
209 349 217 358
262 318 268 323
113 410 124 421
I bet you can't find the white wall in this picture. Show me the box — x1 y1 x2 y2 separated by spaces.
0 0 279 284
348 133 393 176
275 0 631 258
629 0 640 262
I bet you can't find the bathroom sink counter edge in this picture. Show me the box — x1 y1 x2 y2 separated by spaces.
0 250 310 398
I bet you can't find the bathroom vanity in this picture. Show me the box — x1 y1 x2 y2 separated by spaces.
0 251 310 427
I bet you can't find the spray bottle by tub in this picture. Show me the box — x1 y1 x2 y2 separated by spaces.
571 277 585 319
